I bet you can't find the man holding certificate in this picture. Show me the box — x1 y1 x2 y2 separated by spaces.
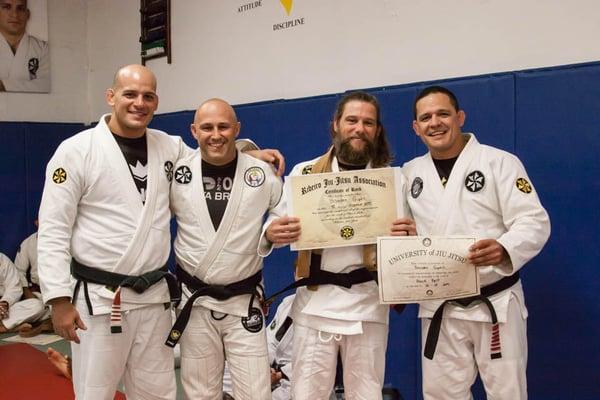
262 91 416 400
404 86 551 400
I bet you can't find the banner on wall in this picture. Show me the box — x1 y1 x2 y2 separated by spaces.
0 0 50 93
237 0 306 31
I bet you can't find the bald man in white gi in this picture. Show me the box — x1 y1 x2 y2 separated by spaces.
167 98 282 400
0 0 49 92
38 64 186 400
405 85 550 400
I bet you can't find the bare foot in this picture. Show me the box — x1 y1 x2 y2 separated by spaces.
47 347 72 380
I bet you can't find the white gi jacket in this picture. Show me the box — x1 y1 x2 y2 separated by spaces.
0 33 49 92
38 115 188 315
402 134 551 323
262 156 410 335
1 253 22 306
14 232 38 288
171 150 283 317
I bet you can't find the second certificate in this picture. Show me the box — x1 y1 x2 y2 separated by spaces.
287 167 402 250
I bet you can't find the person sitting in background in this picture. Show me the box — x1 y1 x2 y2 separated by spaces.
0 252 47 333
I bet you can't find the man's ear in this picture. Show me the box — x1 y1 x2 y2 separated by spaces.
105 88 115 107
190 124 199 141
412 120 421 137
458 110 466 127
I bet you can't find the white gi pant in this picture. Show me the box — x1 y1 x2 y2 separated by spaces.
292 321 388 400
179 306 271 400
421 297 528 400
1 297 47 329
73 303 176 400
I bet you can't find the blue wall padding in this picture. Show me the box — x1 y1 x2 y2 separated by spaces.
1 61 599 400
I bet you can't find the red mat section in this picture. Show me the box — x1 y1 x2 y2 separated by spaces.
0 343 125 399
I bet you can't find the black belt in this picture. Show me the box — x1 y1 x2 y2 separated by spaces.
165 266 263 348
424 272 520 360
265 253 377 306
71 258 180 316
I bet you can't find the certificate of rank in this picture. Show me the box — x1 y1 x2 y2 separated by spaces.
287 167 403 250
377 236 480 303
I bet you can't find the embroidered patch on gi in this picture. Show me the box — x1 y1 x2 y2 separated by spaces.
465 170 485 192
164 161 173 182
301 164 313 175
28 58 39 79
244 166 265 187
411 177 424 198
516 177 532 194
242 307 264 333
340 225 355 240
270 319 277 330
174 165 192 184
422 237 432 247
52 168 67 184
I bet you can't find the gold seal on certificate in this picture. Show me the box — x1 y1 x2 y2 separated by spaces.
287 167 403 250
377 236 480 303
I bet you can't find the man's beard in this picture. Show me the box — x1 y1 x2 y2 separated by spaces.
333 132 376 166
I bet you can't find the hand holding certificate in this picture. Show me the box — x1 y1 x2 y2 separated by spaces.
286 168 403 250
377 236 480 303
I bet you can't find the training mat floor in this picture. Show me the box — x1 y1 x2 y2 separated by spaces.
0 342 125 399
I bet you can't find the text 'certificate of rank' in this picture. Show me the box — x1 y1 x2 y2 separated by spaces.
287 168 402 251
377 236 480 303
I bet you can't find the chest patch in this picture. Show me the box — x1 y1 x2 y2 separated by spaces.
516 177 532 194
411 177 424 198
244 166 265 187
465 170 485 193
301 164 313 175
164 161 174 182
175 165 192 184
242 307 264 333
28 58 39 79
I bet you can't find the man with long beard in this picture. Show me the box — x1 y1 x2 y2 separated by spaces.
262 91 416 399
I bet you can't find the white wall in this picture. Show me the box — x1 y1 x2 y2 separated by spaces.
0 0 88 123
3 0 600 123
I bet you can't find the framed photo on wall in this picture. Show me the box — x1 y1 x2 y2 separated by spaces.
0 0 50 93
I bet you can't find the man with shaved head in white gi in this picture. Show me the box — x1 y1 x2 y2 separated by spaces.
167 98 282 399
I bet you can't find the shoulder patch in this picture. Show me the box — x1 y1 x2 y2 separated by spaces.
516 177 532 194
174 165 192 184
301 164 313 175
52 168 67 184
465 170 485 193
244 166 265 187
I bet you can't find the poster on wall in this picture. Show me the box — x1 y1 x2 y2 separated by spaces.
0 0 49 93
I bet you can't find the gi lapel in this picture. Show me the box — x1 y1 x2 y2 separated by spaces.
194 151 247 276
431 134 479 234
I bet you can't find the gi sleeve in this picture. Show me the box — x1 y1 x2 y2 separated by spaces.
258 169 286 257
0 254 23 305
494 154 551 275
37 139 86 304
13 241 30 287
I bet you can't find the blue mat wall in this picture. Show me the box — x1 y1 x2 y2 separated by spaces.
1 61 599 399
